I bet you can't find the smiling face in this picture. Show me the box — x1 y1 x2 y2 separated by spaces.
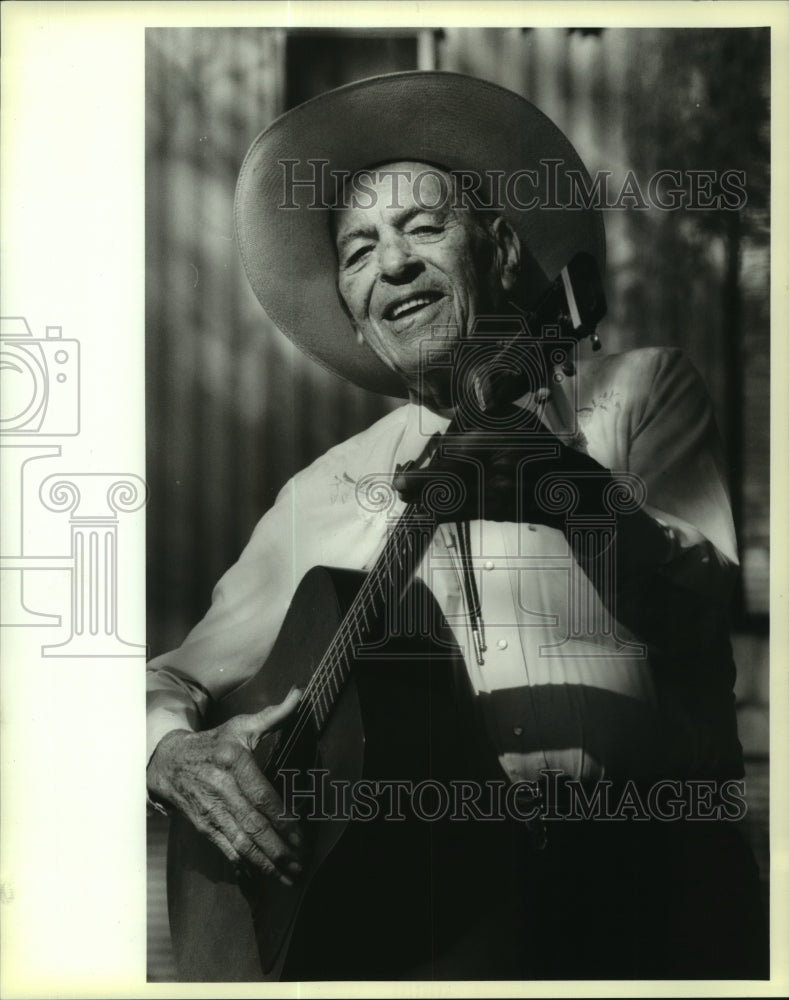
333 162 520 409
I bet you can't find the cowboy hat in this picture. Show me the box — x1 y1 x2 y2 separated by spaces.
235 71 606 398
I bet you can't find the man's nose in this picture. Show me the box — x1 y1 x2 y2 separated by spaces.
379 235 423 284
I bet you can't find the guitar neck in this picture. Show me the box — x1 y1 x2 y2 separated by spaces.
303 502 438 735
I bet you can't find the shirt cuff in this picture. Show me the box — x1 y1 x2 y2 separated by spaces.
147 794 170 819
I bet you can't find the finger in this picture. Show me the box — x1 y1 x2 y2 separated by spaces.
164 774 250 871
187 810 243 868
231 688 303 746
186 759 303 874
192 795 298 886
395 484 421 505
226 791 302 882
204 738 305 854
233 805 302 883
392 469 411 494
169 734 305 862
232 748 305 851
393 468 435 503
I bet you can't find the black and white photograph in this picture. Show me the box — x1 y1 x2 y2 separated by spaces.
2 3 788 996
144 19 774 984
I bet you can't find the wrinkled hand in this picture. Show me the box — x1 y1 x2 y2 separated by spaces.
393 424 612 528
146 689 303 885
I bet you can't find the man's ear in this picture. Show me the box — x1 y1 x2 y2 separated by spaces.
490 216 521 293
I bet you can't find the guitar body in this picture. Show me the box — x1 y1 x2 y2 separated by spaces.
167 566 499 981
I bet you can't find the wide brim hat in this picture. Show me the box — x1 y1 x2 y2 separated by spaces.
235 71 606 398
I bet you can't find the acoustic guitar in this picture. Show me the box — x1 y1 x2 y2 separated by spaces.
166 254 606 981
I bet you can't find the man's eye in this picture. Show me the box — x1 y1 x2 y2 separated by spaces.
346 245 372 266
410 225 441 236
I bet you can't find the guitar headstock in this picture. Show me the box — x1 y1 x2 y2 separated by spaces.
413 253 607 424
528 251 607 350
464 251 607 418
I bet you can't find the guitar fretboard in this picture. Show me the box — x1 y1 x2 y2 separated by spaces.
304 502 437 733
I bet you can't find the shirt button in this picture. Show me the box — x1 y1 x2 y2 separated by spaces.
484 560 495 570
513 726 524 737
497 638 508 650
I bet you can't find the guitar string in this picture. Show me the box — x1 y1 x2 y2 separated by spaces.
270 504 423 771
271 502 428 769
302 430 464 727
271 501 435 772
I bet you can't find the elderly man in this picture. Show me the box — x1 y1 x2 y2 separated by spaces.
146 73 766 981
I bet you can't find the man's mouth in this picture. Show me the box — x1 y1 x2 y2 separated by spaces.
382 291 445 322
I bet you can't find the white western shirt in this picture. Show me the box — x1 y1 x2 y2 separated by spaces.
147 347 743 786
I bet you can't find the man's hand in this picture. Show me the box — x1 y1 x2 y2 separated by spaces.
146 688 304 886
394 424 612 528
